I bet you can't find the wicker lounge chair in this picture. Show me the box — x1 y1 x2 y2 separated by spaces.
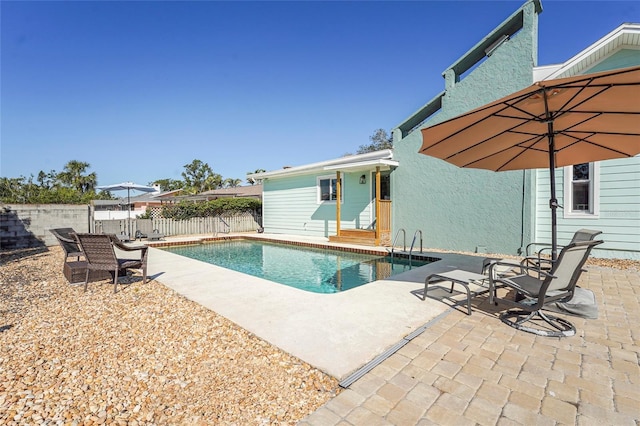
74 233 148 293
100 220 131 242
50 228 83 261
135 219 165 241
488 239 603 337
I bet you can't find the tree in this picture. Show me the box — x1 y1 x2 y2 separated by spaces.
181 159 222 194
357 129 393 154
223 178 243 188
247 169 266 185
151 178 184 192
56 160 97 193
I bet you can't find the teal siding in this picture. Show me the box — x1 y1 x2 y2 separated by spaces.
588 49 640 73
262 172 373 238
392 1 539 255
535 157 640 259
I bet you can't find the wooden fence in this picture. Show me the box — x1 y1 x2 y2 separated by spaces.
94 212 261 237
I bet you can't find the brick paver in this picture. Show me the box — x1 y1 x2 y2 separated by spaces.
299 266 640 425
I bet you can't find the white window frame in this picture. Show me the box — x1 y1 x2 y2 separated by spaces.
317 175 343 204
563 162 600 218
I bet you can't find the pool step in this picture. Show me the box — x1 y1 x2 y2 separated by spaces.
329 229 377 246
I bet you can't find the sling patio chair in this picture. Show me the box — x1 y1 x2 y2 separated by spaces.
135 219 165 241
73 233 148 293
100 220 131 242
524 228 602 272
487 239 603 337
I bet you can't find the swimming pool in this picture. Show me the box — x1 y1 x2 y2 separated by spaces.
162 239 433 294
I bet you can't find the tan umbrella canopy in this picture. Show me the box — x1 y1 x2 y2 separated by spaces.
419 65 640 258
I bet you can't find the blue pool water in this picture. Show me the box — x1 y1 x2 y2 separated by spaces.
162 239 432 294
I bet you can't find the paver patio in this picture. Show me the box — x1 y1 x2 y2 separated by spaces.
300 265 640 424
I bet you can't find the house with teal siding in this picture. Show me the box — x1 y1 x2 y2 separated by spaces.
250 150 398 246
250 1 639 259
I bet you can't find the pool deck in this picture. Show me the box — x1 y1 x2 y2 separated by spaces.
146 233 640 424
147 233 490 380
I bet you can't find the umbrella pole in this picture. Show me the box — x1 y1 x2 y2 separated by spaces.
547 125 558 261
127 188 131 238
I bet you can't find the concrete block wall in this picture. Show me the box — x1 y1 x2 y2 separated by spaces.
0 204 91 249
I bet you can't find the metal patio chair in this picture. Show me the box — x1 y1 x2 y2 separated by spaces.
99 220 131 242
524 228 602 272
135 219 165 241
488 239 603 337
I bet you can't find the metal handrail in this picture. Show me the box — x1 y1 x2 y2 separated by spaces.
409 230 423 264
391 229 406 259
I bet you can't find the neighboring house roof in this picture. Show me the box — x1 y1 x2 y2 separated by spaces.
165 185 263 203
534 23 640 80
248 149 397 180
200 185 263 198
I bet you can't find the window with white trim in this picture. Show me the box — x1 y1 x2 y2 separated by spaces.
317 176 343 203
563 162 599 217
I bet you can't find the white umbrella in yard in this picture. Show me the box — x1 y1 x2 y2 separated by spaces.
97 181 157 237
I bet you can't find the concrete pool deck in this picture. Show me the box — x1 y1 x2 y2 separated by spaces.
146 233 490 380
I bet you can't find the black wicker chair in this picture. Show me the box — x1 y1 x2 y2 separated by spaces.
74 233 148 293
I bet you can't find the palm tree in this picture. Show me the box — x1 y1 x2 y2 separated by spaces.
224 178 243 188
56 160 97 194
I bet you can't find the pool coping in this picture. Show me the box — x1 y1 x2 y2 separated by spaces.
146 233 441 263
145 233 490 380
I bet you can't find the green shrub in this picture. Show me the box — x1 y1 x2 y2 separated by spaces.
161 198 261 220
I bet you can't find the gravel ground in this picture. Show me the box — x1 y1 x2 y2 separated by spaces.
2 245 638 425
0 246 340 425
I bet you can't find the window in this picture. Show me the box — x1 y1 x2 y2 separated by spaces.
318 176 343 203
563 162 599 217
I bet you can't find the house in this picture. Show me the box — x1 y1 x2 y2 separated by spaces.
92 188 182 220
250 0 640 259
249 150 397 246
395 2 639 260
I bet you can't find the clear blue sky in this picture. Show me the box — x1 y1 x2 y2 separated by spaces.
2 1 638 188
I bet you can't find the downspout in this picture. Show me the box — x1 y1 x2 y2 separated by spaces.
375 167 381 246
336 171 341 237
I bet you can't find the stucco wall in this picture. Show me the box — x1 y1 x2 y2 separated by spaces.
391 1 539 255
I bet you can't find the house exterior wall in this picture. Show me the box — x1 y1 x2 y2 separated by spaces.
534 51 640 259
391 0 540 255
262 171 373 238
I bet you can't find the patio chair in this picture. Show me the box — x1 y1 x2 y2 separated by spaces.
524 228 602 271
73 233 148 293
100 220 131 242
135 219 165 241
488 239 603 337
50 228 83 261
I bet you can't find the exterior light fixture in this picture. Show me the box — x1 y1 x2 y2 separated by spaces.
359 174 367 184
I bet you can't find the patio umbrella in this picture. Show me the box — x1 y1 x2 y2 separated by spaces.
419 65 640 259
96 181 157 237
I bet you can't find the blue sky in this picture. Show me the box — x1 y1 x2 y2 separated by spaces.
2 1 638 188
